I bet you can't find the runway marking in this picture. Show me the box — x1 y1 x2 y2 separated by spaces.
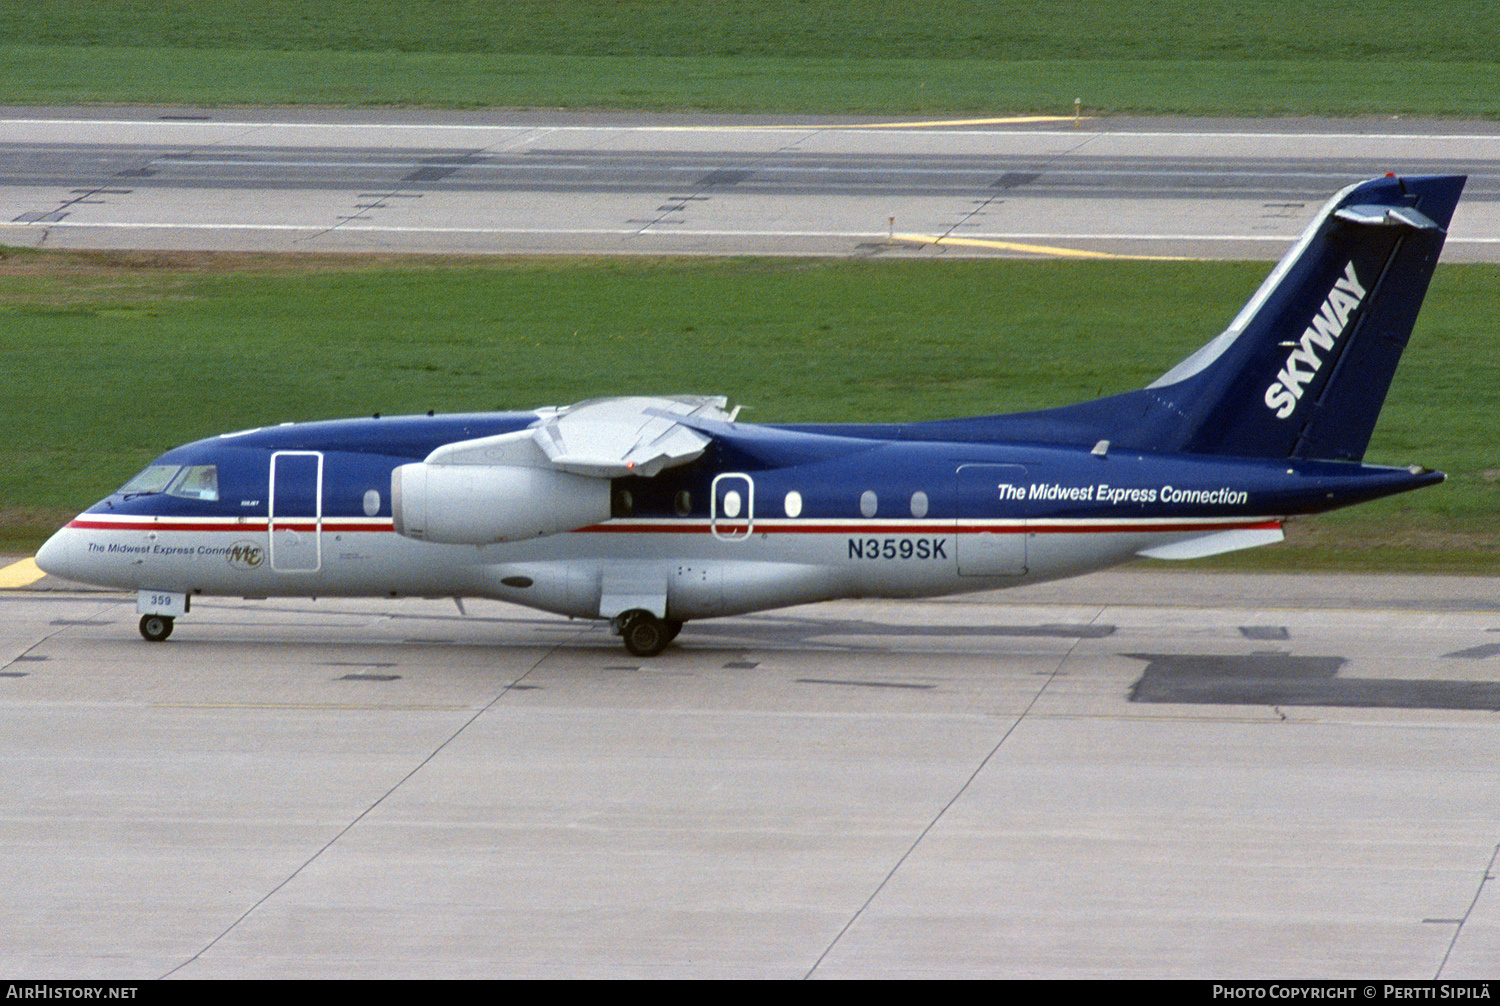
0 558 45 589
0 117 1081 131
894 232 1196 260
6 219 1497 252
796 677 935 690
719 116 1084 130
154 702 469 710
0 219 1298 242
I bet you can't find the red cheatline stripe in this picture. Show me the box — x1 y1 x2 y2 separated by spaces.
67 517 1281 535
1024 519 1281 534
583 521 1281 535
66 518 396 533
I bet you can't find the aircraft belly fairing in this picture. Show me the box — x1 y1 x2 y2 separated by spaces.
36 175 1465 655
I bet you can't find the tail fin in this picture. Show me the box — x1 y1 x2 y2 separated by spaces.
980 175 1465 462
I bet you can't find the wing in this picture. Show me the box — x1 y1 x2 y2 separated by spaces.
424 395 737 477
392 396 738 544
531 395 738 477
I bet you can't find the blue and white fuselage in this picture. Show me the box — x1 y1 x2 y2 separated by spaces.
35 175 1466 655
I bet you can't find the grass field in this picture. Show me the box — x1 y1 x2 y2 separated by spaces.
2 1 1498 115
3 250 1496 570
15 2 1499 60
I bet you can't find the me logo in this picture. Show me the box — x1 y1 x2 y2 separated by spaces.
1263 261 1367 419
227 541 264 569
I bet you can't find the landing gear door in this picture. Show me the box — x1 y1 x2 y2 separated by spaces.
955 464 1028 576
711 473 754 542
269 450 323 573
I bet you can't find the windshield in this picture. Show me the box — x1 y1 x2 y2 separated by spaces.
118 465 180 496
166 465 219 501
116 464 219 501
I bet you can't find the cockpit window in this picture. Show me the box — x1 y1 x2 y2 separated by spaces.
166 465 219 501
118 465 180 496
116 464 220 500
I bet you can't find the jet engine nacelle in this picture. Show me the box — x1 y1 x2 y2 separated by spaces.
391 463 610 545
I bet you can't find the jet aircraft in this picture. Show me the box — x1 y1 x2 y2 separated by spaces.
37 174 1465 656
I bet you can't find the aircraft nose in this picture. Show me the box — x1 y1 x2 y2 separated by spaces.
34 523 88 584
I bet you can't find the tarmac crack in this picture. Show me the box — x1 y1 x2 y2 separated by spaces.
2 599 111 672
802 606 1105 978
157 642 560 978
1434 841 1500 979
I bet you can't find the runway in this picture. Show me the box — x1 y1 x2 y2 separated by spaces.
3 567 1499 979
4 109 1499 979
1 107 1498 260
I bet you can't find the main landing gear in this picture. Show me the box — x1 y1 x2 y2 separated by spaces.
614 609 683 657
139 614 174 642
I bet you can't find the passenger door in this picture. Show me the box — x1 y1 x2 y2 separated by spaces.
268 451 324 573
955 464 1028 576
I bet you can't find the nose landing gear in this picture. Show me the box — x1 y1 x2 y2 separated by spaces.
139 614 174 642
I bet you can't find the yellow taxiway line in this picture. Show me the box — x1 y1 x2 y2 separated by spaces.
666 115 1086 131
0 557 46 589
892 233 1194 260
834 115 1083 129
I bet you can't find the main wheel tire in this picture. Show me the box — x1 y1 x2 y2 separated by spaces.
620 611 670 657
139 614 174 642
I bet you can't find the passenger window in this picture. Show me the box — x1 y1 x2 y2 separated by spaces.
167 466 219 501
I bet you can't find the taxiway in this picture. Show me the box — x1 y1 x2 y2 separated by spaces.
2 108 1498 260
2 569 1498 978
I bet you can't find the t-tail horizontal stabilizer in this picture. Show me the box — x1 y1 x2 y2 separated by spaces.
979 174 1465 462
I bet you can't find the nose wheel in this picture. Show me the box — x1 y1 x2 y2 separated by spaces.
615 610 683 657
139 614 174 642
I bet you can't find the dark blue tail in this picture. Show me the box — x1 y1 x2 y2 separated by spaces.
968 174 1465 462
